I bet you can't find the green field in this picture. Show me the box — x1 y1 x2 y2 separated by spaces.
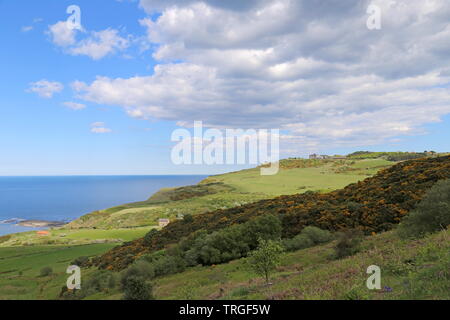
0 227 154 247
0 244 116 300
64 158 394 230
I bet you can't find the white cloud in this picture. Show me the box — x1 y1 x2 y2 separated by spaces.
91 122 112 134
21 26 33 32
28 80 64 98
74 0 450 151
48 21 77 47
68 29 130 60
62 102 86 110
47 22 129 60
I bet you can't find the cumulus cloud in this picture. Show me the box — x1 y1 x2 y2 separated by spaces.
48 21 77 46
90 122 112 133
47 21 129 60
28 80 64 98
74 0 450 151
68 29 130 60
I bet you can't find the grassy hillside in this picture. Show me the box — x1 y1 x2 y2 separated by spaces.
66 158 393 230
95 156 450 271
151 229 450 300
2 158 393 248
68 228 449 300
0 244 116 300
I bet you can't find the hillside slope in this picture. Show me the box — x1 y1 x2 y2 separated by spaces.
67 158 391 230
95 156 450 271
150 229 450 300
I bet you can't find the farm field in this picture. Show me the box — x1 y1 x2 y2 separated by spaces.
0 227 153 247
0 244 116 300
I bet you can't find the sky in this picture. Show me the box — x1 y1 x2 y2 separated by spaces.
1 0 450 175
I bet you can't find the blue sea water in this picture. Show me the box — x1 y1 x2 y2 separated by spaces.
0 175 207 236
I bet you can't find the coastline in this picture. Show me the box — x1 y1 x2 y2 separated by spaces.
17 220 67 228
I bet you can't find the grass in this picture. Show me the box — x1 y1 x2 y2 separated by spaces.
146 228 449 300
0 227 153 247
64 158 393 230
0 243 116 300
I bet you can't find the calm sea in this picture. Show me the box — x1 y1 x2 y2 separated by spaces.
0 175 207 236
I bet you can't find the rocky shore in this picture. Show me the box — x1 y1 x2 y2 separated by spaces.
17 220 66 228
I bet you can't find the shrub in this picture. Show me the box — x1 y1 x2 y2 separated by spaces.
152 255 187 277
301 226 334 244
143 229 159 246
84 270 117 294
333 230 363 259
40 266 53 277
398 179 450 238
283 234 313 251
121 260 155 282
183 214 194 223
71 256 89 267
121 276 154 300
283 226 333 251
183 214 282 266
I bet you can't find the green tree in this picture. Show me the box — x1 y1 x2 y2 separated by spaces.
121 276 154 300
398 179 450 238
248 238 284 284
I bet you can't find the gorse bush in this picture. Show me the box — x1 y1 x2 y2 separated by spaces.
71 256 89 267
283 226 333 251
398 179 450 239
143 229 159 246
333 230 363 259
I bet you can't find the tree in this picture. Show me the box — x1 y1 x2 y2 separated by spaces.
398 179 450 238
121 276 154 300
247 238 284 284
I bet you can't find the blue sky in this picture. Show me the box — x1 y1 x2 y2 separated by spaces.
1 0 449 175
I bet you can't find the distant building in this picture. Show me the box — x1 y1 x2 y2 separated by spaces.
37 231 50 236
309 154 330 160
158 219 170 228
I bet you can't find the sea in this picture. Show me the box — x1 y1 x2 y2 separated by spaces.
0 175 207 236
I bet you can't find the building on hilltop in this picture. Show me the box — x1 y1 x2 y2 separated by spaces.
158 218 170 228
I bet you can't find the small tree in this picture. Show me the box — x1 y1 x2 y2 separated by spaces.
247 238 284 284
121 276 154 300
